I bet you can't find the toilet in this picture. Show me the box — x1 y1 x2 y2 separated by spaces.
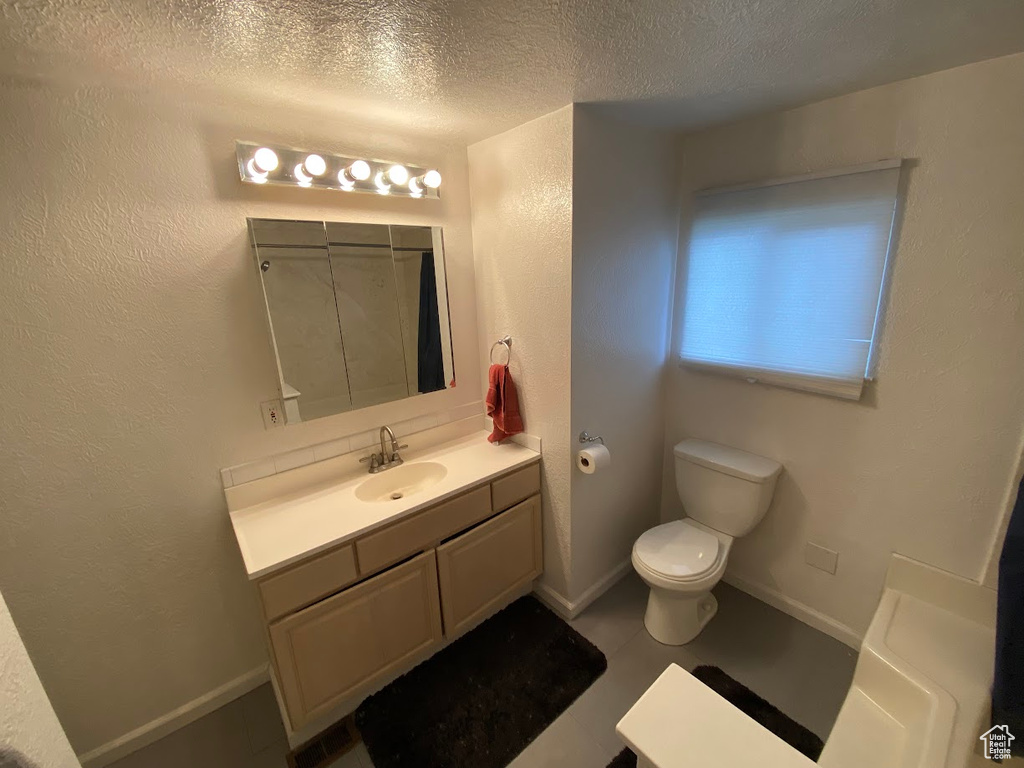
632 439 782 645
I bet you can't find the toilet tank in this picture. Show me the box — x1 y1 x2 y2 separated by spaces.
674 439 782 537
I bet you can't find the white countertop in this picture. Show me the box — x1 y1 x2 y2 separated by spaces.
229 431 540 580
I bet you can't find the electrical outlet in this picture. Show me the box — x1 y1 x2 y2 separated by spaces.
261 399 283 429
805 542 839 574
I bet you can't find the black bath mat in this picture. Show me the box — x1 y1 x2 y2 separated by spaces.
607 665 824 767
354 595 607 768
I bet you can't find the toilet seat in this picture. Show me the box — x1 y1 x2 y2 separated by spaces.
634 520 721 581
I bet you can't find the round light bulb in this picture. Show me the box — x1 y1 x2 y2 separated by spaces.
294 163 313 186
374 171 392 192
423 169 442 189
253 147 279 173
349 160 371 181
387 164 409 185
408 177 423 194
303 154 326 177
338 169 356 188
246 159 269 180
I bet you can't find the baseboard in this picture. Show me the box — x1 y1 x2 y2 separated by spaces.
533 559 633 620
533 581 575 619
78 664 270 767
722 572 862 650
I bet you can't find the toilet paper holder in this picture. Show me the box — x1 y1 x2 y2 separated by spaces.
578 431 605 445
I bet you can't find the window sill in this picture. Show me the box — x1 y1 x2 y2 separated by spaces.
677 358 867 401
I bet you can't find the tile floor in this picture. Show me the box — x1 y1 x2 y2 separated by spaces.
107 575 857 768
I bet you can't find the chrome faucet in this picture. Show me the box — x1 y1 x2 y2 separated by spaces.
380 425 399 462
360 425 408 474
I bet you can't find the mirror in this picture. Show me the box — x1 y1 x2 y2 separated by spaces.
249 218 455 424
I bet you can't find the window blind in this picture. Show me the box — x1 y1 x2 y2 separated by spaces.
679 163 901 400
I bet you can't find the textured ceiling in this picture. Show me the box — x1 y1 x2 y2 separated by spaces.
2 0 1024 142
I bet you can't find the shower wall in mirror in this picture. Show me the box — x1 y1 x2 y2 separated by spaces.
249 218 455 424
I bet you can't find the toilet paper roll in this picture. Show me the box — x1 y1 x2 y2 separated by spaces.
576 443 611 475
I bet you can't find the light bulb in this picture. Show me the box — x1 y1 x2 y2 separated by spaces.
408 177 423 195
423 169 442 189
387 165 409 185
246 159 269 181
253 147 279 173
337 169 356 189
303 154 326 177
294 163 313 186
374 171 392 192
349 160 371 181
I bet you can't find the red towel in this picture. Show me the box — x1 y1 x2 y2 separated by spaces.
486 364 524 443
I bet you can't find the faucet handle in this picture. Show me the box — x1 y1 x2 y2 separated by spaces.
359 453 381 469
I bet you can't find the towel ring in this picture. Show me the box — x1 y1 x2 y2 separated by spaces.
490 336 512 365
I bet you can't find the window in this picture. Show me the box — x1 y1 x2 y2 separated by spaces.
679 161 901 400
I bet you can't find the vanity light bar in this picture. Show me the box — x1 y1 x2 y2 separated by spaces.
235 141 442 199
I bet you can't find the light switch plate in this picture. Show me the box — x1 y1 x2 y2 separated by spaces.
805 542 839 574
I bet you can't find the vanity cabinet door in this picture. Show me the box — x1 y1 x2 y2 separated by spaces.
436 494 542 638
269 550 443 729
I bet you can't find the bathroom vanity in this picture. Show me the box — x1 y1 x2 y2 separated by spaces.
226 432 542 736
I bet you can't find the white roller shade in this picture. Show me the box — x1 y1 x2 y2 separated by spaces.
680 162 901 400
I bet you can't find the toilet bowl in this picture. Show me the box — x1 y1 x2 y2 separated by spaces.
632 519 733 644
633 439 781 645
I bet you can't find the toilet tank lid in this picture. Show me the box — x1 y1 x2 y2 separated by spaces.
674 439 782 483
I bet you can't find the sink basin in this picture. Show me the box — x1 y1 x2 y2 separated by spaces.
354 461 448 503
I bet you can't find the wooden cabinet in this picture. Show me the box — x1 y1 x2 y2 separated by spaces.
355 485 492 575
257 460 542 732
490 462 541 511
259 544 359 622
270 551 443 728
436 494 543 637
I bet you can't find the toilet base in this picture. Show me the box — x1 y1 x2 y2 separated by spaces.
643 589 718 645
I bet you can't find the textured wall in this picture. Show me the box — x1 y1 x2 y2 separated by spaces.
468 107 575 596
663 53 1024 638
0 588 80 768
569 107 679 599
0 75 481 755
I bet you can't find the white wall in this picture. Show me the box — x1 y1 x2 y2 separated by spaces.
468 106 575 596
0 588 80 768
471 105 680 606
569 107 678 599
663 52 1024 639
0 74 481 757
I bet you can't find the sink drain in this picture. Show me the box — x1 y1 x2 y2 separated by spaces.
390 492 404 500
